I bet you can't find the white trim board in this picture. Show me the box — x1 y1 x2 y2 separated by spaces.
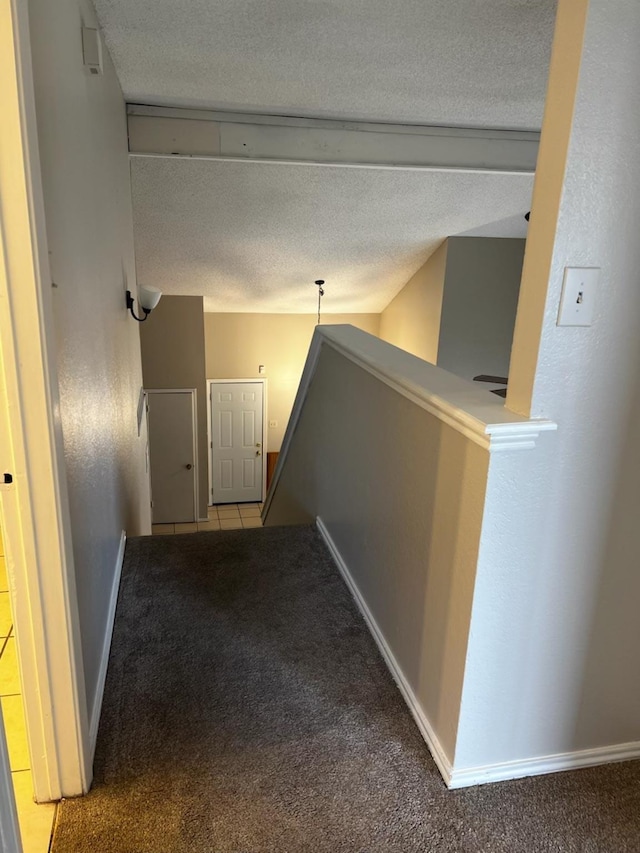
89 530 126 758
315 516 454 787
448 742 640 790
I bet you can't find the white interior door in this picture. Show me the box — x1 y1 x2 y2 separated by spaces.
211 382 264 504
147 390 197 523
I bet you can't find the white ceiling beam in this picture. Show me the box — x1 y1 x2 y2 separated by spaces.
127 105 539 174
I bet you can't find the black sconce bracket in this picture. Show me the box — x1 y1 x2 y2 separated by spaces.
126 290 151 322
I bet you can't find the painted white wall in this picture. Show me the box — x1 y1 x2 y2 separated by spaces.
437 237 525 382
455 0 640 771
27 0 151 728
265 325 555 785
379 241 447 364
266 340 490 764
379 237 525 385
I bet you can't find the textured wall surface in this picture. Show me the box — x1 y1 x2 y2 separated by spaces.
130 157 534 313
267 345 489 762
204 313 380 451
437 237 525 382
140 296 208 517
28 0 151 722
379 237 525 383
379 241 447 364
457 0 640 768
93 0 556 129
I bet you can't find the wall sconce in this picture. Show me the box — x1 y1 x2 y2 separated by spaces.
126 285 162 322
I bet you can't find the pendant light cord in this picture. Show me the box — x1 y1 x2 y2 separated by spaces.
315 279 325 326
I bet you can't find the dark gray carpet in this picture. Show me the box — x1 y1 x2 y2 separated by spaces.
52 525 640 852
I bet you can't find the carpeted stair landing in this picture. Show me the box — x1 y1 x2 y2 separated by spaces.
52 525 640 852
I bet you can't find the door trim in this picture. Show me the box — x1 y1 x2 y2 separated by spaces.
0 0 90 799
145 389 199 523
207 379 267 505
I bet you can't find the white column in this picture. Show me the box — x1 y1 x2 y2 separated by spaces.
452 0 640 782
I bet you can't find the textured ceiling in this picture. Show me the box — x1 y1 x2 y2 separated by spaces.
106 0 551 313
94 0 556 129
130 158 533 313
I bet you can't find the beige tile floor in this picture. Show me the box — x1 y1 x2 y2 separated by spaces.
152 503 264 535
0 531 56 853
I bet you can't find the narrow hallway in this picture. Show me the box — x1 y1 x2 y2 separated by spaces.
52 526 640 852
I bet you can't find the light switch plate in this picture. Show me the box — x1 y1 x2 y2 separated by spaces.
557 267 599 326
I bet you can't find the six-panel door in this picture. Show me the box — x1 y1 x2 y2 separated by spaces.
211 382 264 504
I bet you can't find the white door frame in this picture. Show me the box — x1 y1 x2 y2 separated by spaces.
146 389 199 523
0 0 90 801
207 379 267 505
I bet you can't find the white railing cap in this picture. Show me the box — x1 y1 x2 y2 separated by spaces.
316 325 557 452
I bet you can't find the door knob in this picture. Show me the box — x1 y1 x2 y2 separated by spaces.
256 450 262 456
185 463 193 470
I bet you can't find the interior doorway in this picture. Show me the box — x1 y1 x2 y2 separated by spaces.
147 390 198 524
208 380 266 505
0 0 91 820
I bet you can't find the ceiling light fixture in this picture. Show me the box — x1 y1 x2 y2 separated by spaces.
315 279 325 326
126 285 162 322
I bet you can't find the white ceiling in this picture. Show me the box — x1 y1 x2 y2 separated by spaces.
96 0 555 312
94 0 556 129
131 158 533 313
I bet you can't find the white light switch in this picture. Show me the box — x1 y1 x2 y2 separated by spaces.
557 267 599 327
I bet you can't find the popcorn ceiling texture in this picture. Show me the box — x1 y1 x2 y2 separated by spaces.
130 158 533 313
104 0 550 311
93 0 556 129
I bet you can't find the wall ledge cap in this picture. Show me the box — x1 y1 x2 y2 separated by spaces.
317 325 556 452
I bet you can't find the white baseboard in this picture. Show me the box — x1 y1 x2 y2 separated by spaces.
315 516 453 787
449 740 640 789
89 529 126 758
316 517 640 789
